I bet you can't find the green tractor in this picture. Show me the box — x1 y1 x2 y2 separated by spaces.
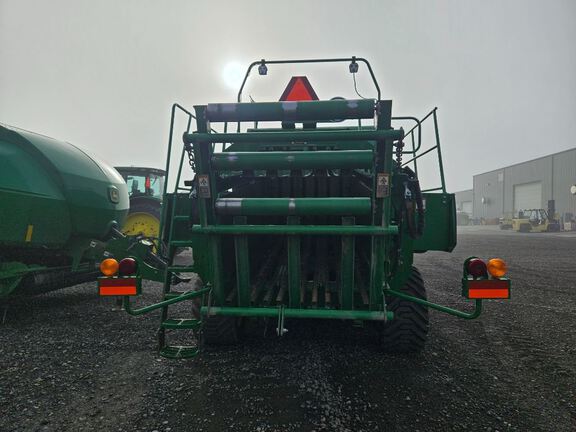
98 57 511 359
115 167 165 240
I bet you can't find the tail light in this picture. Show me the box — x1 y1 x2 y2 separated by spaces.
466 258 487 278
119 258 138 276
100 258 119 276
487 258 507 278
462 257 510 299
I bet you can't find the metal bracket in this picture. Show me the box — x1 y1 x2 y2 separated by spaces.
384 288 483 320
276 305 288 336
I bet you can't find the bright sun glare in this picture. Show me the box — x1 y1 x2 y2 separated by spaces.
222 62 245 90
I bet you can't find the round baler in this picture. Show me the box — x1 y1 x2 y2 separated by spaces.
0 124 129 297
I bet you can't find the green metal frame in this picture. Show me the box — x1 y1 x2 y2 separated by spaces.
108 57 512 359
154 60 460 322
123 287 211 316
177 98 403 316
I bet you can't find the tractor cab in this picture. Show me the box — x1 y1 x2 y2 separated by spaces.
115 166 166 239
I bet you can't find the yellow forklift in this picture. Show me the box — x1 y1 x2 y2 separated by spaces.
512 209 560 233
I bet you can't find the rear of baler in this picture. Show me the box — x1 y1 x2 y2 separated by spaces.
98 58 510 358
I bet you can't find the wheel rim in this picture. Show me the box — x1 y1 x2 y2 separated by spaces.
122 212 160 237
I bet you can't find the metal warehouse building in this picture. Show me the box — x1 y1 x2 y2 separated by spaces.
455 147 576 222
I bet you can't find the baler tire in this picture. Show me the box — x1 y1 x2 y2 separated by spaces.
379 267 429 353
202 316 239 346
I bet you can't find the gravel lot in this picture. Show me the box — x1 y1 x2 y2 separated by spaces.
1 227 575 432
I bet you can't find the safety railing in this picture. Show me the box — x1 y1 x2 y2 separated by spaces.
393 107 446 193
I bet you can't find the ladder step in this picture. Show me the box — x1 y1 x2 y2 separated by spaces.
161 318 202 330
159 345 199 359
167 266 196 272
161 318 202 329
170 241 196 247
164 290 185 300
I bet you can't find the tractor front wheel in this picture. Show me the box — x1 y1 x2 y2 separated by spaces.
378 267 429 353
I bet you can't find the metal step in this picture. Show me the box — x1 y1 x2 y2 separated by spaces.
159 345 199 359
170 241 196 247
161 318 202 330
164 290 186 300
166 266 195 272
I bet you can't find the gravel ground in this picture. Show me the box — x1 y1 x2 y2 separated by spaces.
1 227 575 432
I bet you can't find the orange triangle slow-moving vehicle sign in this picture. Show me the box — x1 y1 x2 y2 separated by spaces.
279 76 319 101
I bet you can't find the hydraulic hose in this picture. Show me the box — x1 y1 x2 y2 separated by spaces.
402 167 425 239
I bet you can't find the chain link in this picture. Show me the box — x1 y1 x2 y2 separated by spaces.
184 143 196 173
395 139 404 167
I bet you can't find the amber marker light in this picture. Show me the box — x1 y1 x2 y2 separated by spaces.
100 258 119 276
487 258 507 278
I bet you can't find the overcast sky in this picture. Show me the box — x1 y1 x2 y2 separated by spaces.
1 0 575 191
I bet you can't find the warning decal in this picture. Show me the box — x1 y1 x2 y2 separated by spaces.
376 173 389 198
198 174 211 198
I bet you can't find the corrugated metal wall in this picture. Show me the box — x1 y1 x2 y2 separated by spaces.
473 170 503 219
553 149 576 217
472 148 576 219
503 157 552 214
455 189 474 215
455 189 473 206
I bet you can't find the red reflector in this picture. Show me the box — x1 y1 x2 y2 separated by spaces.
466 279 510 299
100 286 137 296
468 288 510 299
279 76 319 101
99 277 138 296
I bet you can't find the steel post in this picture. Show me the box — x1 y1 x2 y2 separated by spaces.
340 216 355 310
287 216 301 308
211 150 373 170
215 197 372 216
179 224 399 236
205 99 376 122
202 306 394 321
184 129 403 144
234 216 250 307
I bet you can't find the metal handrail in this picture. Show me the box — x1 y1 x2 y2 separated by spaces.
397 107 446 193
391 115 422 154
159 103 195 243
237 57 381 102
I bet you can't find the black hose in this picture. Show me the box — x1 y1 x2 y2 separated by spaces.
401 167 425 239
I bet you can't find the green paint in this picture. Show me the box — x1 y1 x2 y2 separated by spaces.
215 197 371 216
211 150 373 170
108 57 511 358
202 306 394 321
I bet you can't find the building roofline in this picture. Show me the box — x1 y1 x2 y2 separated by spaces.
473 146 576 179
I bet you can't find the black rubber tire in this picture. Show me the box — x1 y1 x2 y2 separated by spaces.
128 196 161 219
187 282 238 346
378 267 429 353
203 316 238 346
519 223 531 233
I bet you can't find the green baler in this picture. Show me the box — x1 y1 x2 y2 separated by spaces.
98 58 511 358
0 124 130 297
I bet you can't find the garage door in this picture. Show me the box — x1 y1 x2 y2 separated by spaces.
461 201 473 216
513 182 542 212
